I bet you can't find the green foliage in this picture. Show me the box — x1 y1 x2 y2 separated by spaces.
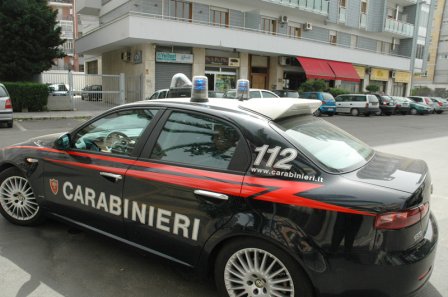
411 86 433 96
365 85 380 93
328 88 349 97
0 0 65 81
2 82 48 111
299 80 327 92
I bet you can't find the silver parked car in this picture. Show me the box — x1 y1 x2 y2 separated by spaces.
430 97 448 114
0 83 13 128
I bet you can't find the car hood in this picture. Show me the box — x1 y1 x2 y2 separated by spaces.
342 151 428 194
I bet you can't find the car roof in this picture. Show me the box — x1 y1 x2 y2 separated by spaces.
118 98 321 121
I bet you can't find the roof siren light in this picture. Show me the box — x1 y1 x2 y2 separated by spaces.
236 79 250 101
191 76 209 102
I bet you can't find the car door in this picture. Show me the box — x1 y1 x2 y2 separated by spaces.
122 109 250 265
42 108 161 236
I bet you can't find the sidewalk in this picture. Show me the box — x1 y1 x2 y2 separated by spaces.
13 110 103 120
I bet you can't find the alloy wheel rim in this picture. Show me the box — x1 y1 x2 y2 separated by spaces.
224 248 294 297
0 176 39 221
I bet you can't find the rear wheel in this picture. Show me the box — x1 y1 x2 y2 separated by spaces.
436 110 443 114
0 168 43 226
313 109 321 117
7 120 13 128
215 239 314 297
410 108 418 115
350 108 359 116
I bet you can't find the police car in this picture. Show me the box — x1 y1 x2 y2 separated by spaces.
0 76 438 297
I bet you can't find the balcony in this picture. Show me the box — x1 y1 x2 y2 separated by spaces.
384 18 414 37
76 0 101 16
262 0 329 16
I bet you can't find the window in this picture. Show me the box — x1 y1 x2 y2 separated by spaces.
86 60 98 74
151 112 241 170
210 8 229 27
330 31 337 45
73 109 158 156
169 0 192 21
361 1 367 14
262 91 278 98
261 17 277 35
288 25 301 38
250 91 262 98
416 44 425 60
0 86 8 97
340 0 346 7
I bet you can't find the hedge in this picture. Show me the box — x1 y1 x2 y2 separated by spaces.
1 82 48 112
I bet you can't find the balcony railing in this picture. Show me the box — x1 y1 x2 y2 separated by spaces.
384 18 414 37
263 0 329 16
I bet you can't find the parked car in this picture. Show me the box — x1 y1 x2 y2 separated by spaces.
148 89 222 100
223 89 280 99
81 85 102 101
372 94 396 116
430 97 448 114
390 96 411 115
408 96 435 113
0 93 437 297
300 92 336 116
0 83 13 128
272 89 300 98
404 97 432 115
48 83 69 96
334 94 380 116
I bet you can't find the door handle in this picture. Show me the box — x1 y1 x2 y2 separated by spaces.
194 190 228 201
100 172 123 182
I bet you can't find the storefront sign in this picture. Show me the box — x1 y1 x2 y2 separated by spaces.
394 71 411 83
156 52 193 64
370 68 389 81
205 56 229 65
353 66 365 79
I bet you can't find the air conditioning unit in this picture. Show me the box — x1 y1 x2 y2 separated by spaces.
279 15 288 23
279 56 292 66
121 51 131 62
228 58 240 67
391 71 396 78
303 22 313 31
421 71 428 77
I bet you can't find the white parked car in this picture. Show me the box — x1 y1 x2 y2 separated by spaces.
0 83 13 128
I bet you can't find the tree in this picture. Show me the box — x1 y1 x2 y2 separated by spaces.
299 79 327 92
0 0 65 81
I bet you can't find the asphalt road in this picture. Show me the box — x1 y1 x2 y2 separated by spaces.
0 113 447 297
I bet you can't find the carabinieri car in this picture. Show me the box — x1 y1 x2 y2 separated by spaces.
0 80 438 297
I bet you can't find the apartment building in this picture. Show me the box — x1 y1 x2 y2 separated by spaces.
414 0 448 91
48 0 81 71
76 0 432 98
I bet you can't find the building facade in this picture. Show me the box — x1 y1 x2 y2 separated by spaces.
48 0 81 71
76 0 431 98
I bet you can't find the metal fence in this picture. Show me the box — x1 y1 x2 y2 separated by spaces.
40 70 138 111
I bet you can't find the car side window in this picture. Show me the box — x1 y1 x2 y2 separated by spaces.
250 91 261 98
149 93 158 100
151 111 241 170
262 91 277 98
72 109 158 156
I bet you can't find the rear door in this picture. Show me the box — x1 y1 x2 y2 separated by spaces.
123 109 250 265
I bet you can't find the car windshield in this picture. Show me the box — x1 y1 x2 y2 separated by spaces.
272 115 374 173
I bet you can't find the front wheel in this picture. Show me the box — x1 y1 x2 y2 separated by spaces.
410 108 418 115
0 167 44 226
313 109 321 117
350 108 359 116
215 239 314 297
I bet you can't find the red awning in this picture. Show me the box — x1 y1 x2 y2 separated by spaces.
296 57 335 80
327 61 361 82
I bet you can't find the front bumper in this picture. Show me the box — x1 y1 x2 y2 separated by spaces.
316 213 438 297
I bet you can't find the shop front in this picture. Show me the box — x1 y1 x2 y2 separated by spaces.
204 51 239 93
155 47 193 90
392 71 410 96
369 68 389 93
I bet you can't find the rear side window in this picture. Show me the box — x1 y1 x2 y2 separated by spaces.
262 91 278 98
250 91 261 98
354 95 366 102
273 115 374 173
0 86 8 97
322 93 334 101
368 95 378 103
151 111 241 170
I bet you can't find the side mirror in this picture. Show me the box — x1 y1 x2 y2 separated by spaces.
55 133 71 150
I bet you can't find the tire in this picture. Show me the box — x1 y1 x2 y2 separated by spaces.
7 120 13 128
313 109 321 117
436 110 443 114
215 238 314 297
350 108 359 116
410 108 418 115
0 167 44 226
